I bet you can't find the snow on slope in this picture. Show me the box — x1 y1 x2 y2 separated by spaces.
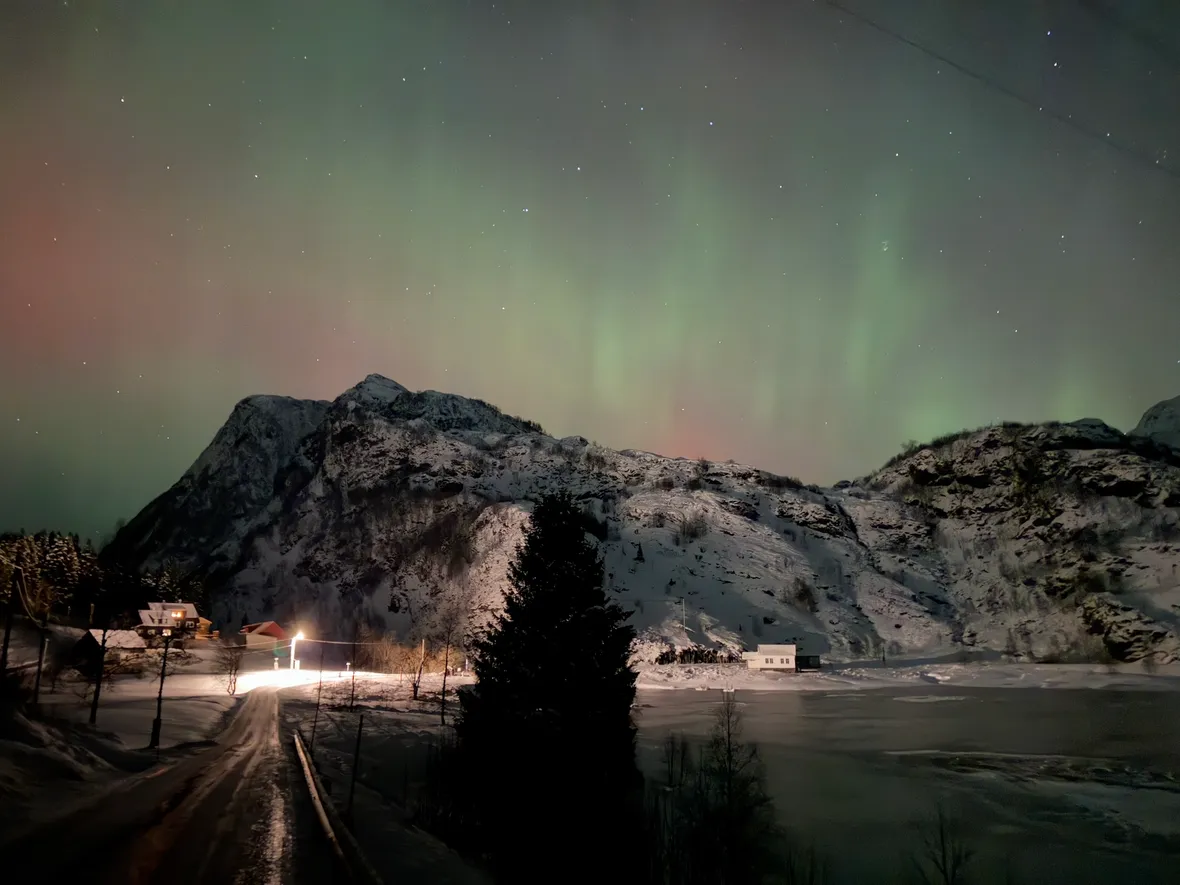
110 378 1180 665
1132 394 1180 450
104 393 331 572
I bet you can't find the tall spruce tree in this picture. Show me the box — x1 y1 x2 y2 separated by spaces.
455 491 639 877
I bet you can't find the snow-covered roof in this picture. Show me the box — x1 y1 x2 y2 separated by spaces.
750 644 797 655
146 601 199 618
139 603 201 628
90 629 145 649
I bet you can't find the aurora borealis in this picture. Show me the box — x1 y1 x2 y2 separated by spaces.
2 0 1178 538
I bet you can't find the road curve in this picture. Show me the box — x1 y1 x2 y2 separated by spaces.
6 688 337 885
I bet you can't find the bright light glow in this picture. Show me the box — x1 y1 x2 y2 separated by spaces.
289 631 305 670
235 667 389 694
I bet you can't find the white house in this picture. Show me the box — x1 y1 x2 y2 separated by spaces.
137 601 203 647
743 643 797 671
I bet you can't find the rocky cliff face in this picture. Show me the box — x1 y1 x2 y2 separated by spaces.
111 377 1180 664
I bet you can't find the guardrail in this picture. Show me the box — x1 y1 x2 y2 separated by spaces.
292 729 384 885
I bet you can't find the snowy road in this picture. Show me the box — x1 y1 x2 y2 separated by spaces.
5 688 337 885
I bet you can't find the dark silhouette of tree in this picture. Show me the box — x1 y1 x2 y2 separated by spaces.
454 490 640 878
644 694 798 885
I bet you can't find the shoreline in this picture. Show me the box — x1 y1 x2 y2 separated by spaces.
634 660 1180 692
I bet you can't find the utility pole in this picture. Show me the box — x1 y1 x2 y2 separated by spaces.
31 625 48 703
345 713 364 824
89 615 109 726
31 633 48 702
0 568 17 674
149 634 173 751
348 621 359 710
440 637 451 727
310 643 326 755
16 567 50 705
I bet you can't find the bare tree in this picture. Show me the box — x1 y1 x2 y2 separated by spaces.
74 649 145 706
409 637 428 701
433 599 467 724
645 693 790 884
357 625 401 674
215 639 245 695
910 805 974 885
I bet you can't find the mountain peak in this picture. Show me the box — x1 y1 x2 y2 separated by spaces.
332 374 410 413
348 374 409 401
1131 394 1180 449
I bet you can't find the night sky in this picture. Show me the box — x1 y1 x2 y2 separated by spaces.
2 0 1178 538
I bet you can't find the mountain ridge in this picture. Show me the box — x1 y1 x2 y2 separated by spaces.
107 375 1180 664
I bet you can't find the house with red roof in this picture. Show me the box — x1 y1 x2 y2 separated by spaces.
240 620 288 651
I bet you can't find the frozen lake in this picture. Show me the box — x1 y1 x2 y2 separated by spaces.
635 686 1180 884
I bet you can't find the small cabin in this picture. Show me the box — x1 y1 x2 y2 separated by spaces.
742 643 797 671
742 643 822 672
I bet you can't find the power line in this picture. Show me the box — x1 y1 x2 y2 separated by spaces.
821 0 1179 182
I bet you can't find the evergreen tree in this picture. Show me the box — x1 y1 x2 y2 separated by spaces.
455 491 640 877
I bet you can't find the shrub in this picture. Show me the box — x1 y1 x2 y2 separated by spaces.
787 577 818 613
678 510 708 541
759 472 803 490
585 449 609 470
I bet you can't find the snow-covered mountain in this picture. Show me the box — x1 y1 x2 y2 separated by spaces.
107 375 1180 664
1132 394 1180 450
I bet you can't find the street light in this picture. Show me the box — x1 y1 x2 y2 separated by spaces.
290 631 305 670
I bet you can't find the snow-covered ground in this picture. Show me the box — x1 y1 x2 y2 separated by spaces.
0 662 325 837
33 674 238 750
277 670 489 883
